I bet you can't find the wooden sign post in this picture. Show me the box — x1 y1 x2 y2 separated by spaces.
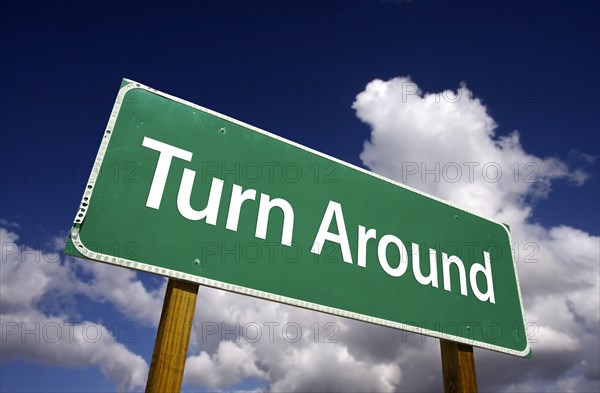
440 339 478 393
146 279 199 393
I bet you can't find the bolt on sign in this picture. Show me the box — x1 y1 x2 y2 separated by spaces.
66 79 530 357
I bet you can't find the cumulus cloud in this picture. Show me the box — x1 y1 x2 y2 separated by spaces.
76 258 167 327
354 77 587 222
182 285 407 392
0 227 159 391
184 341 267 389
269 343 401 393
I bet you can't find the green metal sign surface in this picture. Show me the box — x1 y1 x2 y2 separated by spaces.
66 79 530 356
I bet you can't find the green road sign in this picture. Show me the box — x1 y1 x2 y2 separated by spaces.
66 79 530 357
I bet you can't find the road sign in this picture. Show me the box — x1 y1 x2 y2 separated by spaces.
66 79 530 357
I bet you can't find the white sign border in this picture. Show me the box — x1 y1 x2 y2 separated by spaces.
69 79 531 357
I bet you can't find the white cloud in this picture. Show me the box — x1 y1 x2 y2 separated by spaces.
76 259 166 327
0 218 20 228
569 149 599 165
0 227 152 391
1 310 148 392
184 341 266 389
354 77 587 221
182 284 408 392
269 344 400 393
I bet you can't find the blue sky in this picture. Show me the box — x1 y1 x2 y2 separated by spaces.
1 1 599 392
